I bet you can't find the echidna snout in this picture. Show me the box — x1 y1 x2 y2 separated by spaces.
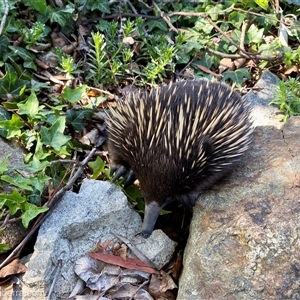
108 80 253 238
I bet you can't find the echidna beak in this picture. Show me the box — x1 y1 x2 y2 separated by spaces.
139 201 162 239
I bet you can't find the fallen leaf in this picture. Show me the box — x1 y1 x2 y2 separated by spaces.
0 259 26 278
89 253 158 274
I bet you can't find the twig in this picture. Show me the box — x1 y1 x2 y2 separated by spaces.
0 148 97 270
114 233 157 270
129 279 150 300
240 20 249 51
0 0 9 36
127 0 138 14
168 6 234 18
178 56 197 75
152 1 178 33
46 259 63 300
204 16 253 60
204 46 284 61
81 13 160 25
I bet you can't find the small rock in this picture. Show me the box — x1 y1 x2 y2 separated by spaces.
21 180 176 300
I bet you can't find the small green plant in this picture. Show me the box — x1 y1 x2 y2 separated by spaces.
23 22 47 46
87 32 109 84
270 77 300 121
57 54 80 79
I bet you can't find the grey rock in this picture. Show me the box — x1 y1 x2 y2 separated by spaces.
0 137 26 169
21 180 176 300
247 70 281 128
178 72 300 299
0 137 28 250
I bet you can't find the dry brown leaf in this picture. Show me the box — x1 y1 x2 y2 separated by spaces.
160 270 177 293
35 58 50 70
284 65 298 75
123 37 135 45
0 259 26 278
219 58 234 73
196 65 222 79
89 253 158 274
171 250 182 281
116 246 127 261
148 274 161 295
95 240 113 252
233 58 246 69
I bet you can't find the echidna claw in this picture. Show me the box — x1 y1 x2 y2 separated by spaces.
109 165 118 177
178 193 197 210
111 165 128 183
123 170 136 188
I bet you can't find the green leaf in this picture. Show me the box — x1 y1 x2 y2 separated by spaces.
254 0 268 11
8 46 36 70
18 91 44 119
1 174 33 191
30 172 51 193
34 137 51 160
66 109 87 132
125 186 144 211
145 20 168 32
0 114 25 138
88 157 106 179
228 11 247 29
26 156 50 173
0 64 29 98
21 202 48 228
40 117 71 151
0 190 26 215
247 24 264 44
31 0 47 13
0 155 10 174
0 243 10 253
61 85 87 104
48 7 67 27
0 106 11 137
222 68 251 87
89 0 110 13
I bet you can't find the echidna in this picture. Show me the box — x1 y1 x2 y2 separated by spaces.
107 80 253 238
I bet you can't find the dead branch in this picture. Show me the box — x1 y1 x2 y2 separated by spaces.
0 0 9 36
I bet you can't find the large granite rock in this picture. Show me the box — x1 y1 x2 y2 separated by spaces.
178 72 300 299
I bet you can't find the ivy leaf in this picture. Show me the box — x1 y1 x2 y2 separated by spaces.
88 157 106 179
66 109 87 132
222 68 251 87
34 137 51 161
0 114 25 138
26 156 50 173
62 85 87 104
0 64 29 98
40 117 71 151
1 174 33 191
0 190 26 215
31 0 47 12
21 202 48 228
0 106 11 137
145 20 168 32
31 172 51 193
8 46 37 71
0 244 10 253
0 155 10 174
254 0 268 11
247 24 264 44
18 91 44 119
89 0 110 13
